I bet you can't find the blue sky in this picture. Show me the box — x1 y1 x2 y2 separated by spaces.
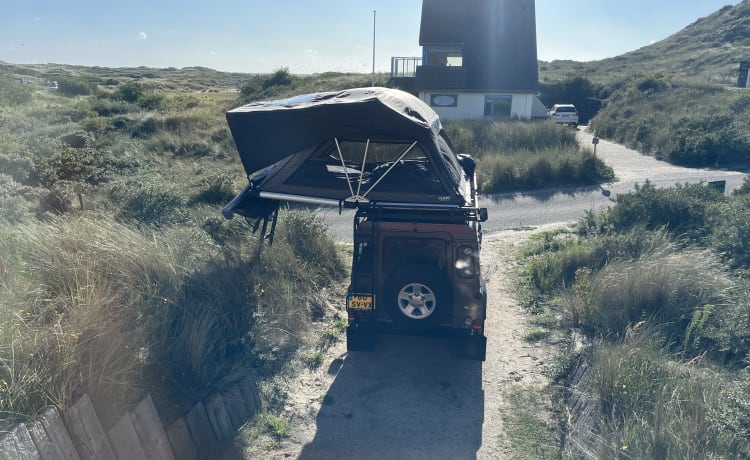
0 0 742 74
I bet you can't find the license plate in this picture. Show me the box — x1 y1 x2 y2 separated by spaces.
347 294 373 310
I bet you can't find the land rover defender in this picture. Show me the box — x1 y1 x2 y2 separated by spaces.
222 87 489 361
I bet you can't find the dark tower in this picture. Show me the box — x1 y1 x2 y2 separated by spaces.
418 0 538 91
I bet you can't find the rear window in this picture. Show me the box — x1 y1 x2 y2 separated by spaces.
382 238 447 274
555 106 577 113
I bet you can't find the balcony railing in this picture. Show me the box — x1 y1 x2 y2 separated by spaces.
391 57 421 78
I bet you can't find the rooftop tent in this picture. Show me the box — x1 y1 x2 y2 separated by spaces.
223 87 473 219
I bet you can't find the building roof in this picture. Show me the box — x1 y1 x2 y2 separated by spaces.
419 0 471 45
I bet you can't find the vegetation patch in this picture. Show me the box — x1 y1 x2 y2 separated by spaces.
521 181 750 458
445 120 614 193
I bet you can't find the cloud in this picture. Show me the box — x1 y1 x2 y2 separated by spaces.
137 32 148 40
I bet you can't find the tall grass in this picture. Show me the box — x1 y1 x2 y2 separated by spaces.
564 247 731 346
444 120 614 193
522 182 750 458
0 211 343 427
0 217 183 424
581 333 746 459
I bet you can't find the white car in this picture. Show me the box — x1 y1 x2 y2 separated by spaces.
548 104 579 127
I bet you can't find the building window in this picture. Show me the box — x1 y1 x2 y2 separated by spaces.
430 94 458 108
484 95 512 119
424 46 463 67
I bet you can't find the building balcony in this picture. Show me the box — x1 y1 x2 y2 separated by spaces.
415 66 468 90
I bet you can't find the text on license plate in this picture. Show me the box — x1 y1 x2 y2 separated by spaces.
347 294 373 310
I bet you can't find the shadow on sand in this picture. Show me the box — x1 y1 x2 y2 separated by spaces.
298 333 484 460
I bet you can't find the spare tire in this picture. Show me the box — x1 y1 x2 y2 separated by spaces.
384 264 451 328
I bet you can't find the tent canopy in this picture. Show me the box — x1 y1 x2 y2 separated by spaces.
223 87 473 218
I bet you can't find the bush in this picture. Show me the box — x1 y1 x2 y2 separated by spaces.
0 174 34 223
591 80 750 169
239 67 296 103
108 177 188 226
523 227 669 293
601 181 725 240
0 209 345 424
584 333 747 459
112 81 164 110
277 210 345 286
566 248 731 344
444 120 613 192
0 72 32 105
56 77 95 97
36 147 115 188
192 173 237 205
114 81 146 103
707 196 750 268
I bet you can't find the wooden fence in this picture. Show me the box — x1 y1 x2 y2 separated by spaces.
0 376 260 460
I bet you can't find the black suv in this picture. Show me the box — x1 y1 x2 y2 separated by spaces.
223 87 488 361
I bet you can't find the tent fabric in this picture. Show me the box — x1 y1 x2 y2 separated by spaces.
224 87 472 213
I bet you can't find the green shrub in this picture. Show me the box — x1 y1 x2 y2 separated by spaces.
108 177 188 226
90 97 137 116
114 81 146 103
192 173 237 205
56 77 95 97
111 81 164 110
707 196 750 268
523 227 669 293
584 334 746 459
0 174 34 223
566 247 731 345
443 120 613 192
601 181 724 240
0 72 32 105
592 80 750 169
277 210 345 286
263 67 294 90
36 147 115 188
0 135 37 185
239 67 297 103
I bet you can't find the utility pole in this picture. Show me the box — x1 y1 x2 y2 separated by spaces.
372 10 376 87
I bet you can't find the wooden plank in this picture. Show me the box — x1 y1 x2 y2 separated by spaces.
27 417 64 460
237 376 261 415
63 394 116 460
106 413 147 460
165 418 197 460
183 402 218 459
130 395 175 460
36 406 80 460
0 424 42 460
204 394 233 441
220 385 250 429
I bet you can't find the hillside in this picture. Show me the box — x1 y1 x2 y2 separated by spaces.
540 0 750 85
0 60 253 91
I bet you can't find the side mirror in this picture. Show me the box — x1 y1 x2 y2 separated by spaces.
479 208 488 222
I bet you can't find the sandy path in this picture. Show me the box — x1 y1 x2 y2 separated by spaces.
231 224 565 460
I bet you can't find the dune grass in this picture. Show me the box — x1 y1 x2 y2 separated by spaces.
444 120 614 193
520 181 750 458
0 211 343 427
